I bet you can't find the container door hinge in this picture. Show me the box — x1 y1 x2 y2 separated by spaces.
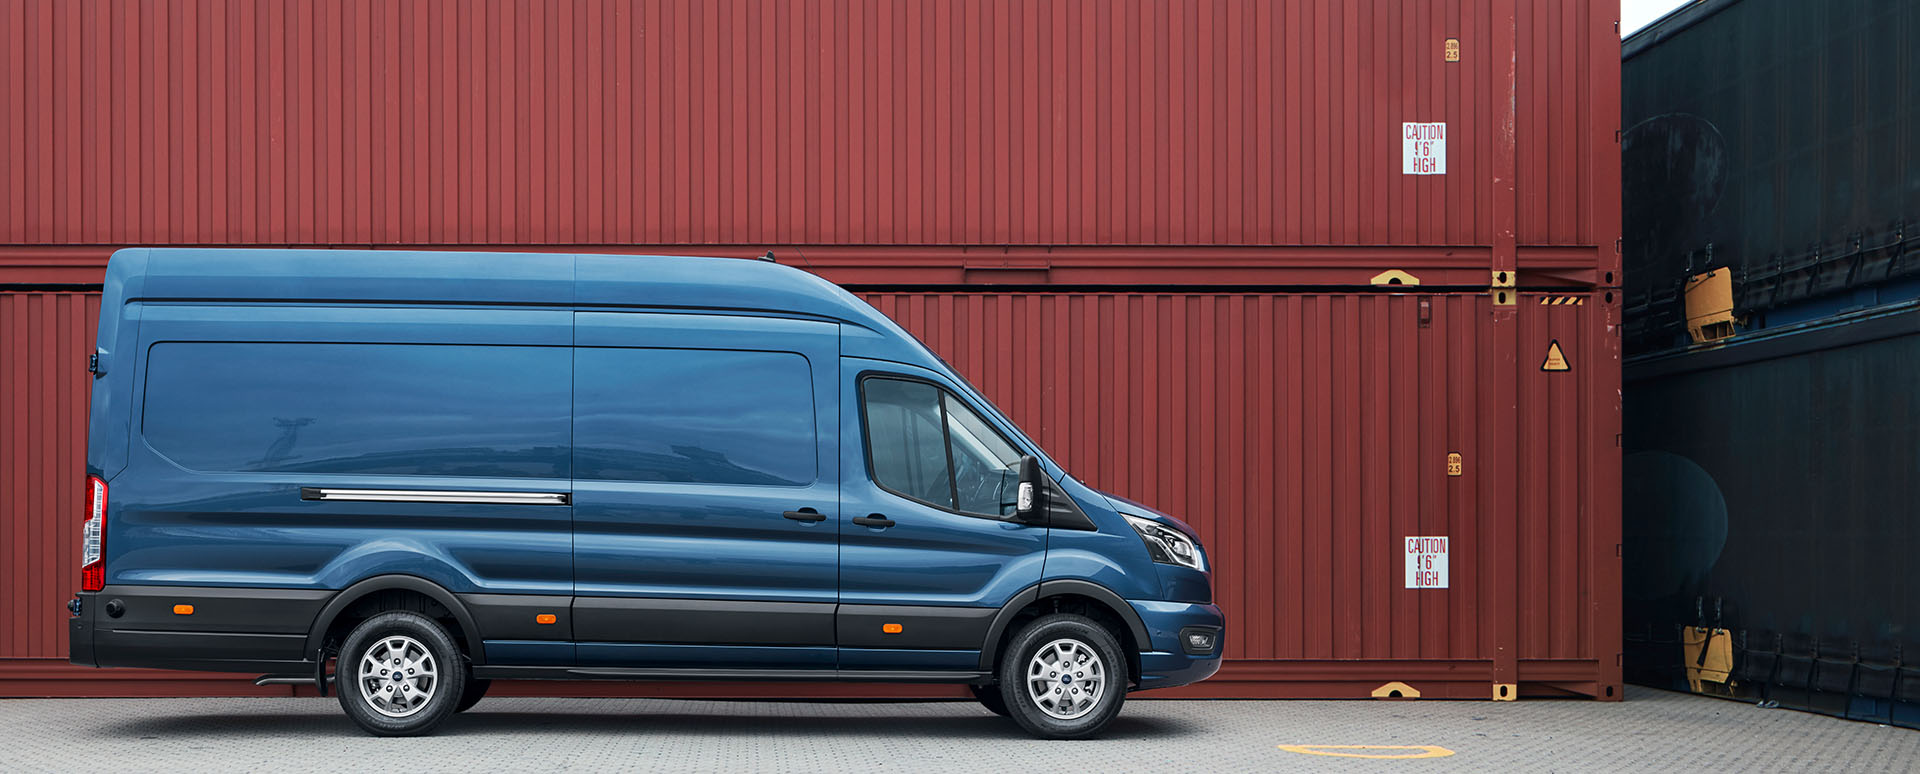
1614 129 1622 143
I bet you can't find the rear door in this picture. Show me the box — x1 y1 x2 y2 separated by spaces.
571 312 840 671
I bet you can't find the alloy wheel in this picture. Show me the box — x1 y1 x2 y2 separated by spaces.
1025 637 1107 720
356 635 439 718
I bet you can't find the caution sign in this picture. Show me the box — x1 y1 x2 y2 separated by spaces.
1405 536 1448 589
1402 123 1446 174
1540 339 1570 372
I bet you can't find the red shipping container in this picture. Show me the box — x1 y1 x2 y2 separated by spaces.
0 0 1621 701
0 0 1618 288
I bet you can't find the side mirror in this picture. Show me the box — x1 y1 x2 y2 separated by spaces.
1015 456 1041 520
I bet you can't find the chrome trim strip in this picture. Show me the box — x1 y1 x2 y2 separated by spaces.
299 488 569 506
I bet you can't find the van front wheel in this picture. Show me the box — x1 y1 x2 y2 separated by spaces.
996 613 1128 739
336 611 466 736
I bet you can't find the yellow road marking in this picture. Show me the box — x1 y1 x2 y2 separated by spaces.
1277 745 1456 760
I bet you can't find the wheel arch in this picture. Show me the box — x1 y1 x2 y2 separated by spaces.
978 580 1152 673
305 575 488 664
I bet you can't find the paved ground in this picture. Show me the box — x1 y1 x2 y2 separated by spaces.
0 687 1914 772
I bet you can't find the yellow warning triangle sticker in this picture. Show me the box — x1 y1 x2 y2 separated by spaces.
1541 339 1571 372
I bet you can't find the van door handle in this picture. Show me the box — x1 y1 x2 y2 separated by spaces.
851 514 896 528
783 508 827 523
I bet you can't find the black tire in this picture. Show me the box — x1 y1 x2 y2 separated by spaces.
336 611 467 736
455 676 491 713
970 683 1011 717
996 613 1128 739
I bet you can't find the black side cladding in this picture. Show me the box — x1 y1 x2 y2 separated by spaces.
74 586 331 672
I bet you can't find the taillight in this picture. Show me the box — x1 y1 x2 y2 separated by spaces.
81 476 105 591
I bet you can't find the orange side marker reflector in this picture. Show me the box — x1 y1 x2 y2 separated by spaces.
172 604 194 615
882 623 903 634
536 614 557 624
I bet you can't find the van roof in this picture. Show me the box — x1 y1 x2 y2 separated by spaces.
124 246 883 322
113 247 940 369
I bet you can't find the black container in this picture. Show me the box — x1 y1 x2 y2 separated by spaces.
1623 302 1920 729
1622 0 1919 355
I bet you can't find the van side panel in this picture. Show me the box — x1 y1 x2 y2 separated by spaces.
570 312 841 668
110 304 575 602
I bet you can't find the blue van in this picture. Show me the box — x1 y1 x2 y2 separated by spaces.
68 248 1221 738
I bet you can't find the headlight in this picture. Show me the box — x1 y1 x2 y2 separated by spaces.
1123 514 1206 571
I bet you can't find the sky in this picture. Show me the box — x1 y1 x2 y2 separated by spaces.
1621 0 1694 37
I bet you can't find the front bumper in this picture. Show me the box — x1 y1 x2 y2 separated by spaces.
1127 599 1224 691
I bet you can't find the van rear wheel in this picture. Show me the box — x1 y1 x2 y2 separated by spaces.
336 611 466 736
996 613 1127 739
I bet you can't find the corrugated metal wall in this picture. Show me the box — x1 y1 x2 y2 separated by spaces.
1 293 97 657
1516 0 1612 246
0 0 1617 253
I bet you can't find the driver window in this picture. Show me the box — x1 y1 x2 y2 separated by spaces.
943 393 1021 515
863 376 1023 517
